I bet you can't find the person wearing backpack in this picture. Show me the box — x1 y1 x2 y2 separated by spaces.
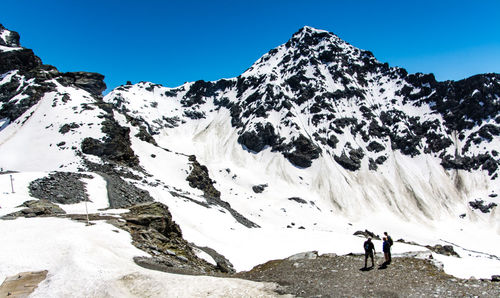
384 232 393 263
363 238 376 268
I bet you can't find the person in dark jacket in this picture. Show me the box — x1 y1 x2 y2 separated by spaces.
382 237 390 265
363 238 376 268
384 232 393 263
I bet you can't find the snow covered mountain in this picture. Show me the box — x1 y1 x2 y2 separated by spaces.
1 24 500 294
105 26 500 222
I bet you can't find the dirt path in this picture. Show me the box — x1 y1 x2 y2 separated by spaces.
235 252 500 297
0 271 48 298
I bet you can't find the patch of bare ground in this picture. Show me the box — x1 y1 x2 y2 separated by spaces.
235 252 500 297
0 271 48 297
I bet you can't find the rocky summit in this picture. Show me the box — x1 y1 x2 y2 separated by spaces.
0 24 499 296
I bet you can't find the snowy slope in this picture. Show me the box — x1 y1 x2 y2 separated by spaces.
0 174 281 297
0 82 107 171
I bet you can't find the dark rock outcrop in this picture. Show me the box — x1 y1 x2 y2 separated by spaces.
283 134 322 168
252 184 268 193
58 72 106 96
186 155 221 199
238 123 278 153
0 48 41 73
113 202 223 274
353 229 380 240
81 117 138 167
469 199 497 213
425 244 460 257
288 197 307 204
186 155 260 228
0 24 20 46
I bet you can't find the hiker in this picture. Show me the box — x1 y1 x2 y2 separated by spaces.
384 231 393 263
363 238 376 268
382 237 390 264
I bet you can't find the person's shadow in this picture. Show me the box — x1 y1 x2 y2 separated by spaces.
378 261 389 270
360 266 374 271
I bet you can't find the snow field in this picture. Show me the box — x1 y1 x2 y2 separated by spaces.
0 218 281 298
0 173 283 297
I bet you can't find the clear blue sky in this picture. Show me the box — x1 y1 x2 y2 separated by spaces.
2 0 499 92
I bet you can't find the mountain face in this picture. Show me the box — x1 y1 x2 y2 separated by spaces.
0 24 499 276
110 26 500 175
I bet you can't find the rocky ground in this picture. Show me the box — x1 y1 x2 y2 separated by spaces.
234 252 500 297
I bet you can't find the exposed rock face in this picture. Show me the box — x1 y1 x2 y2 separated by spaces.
283 134 322 168
58 72 106 96
114 202 222 274
186 155 221 199
190 245 236 273
238 123 279 152
81 128 137 166
0 24 20 47
125 202 183 238
0 48 41 73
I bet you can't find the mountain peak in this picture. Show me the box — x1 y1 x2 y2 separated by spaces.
296 25 330 35
242 25 375 79
0 24 21 48
288 25 340 48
